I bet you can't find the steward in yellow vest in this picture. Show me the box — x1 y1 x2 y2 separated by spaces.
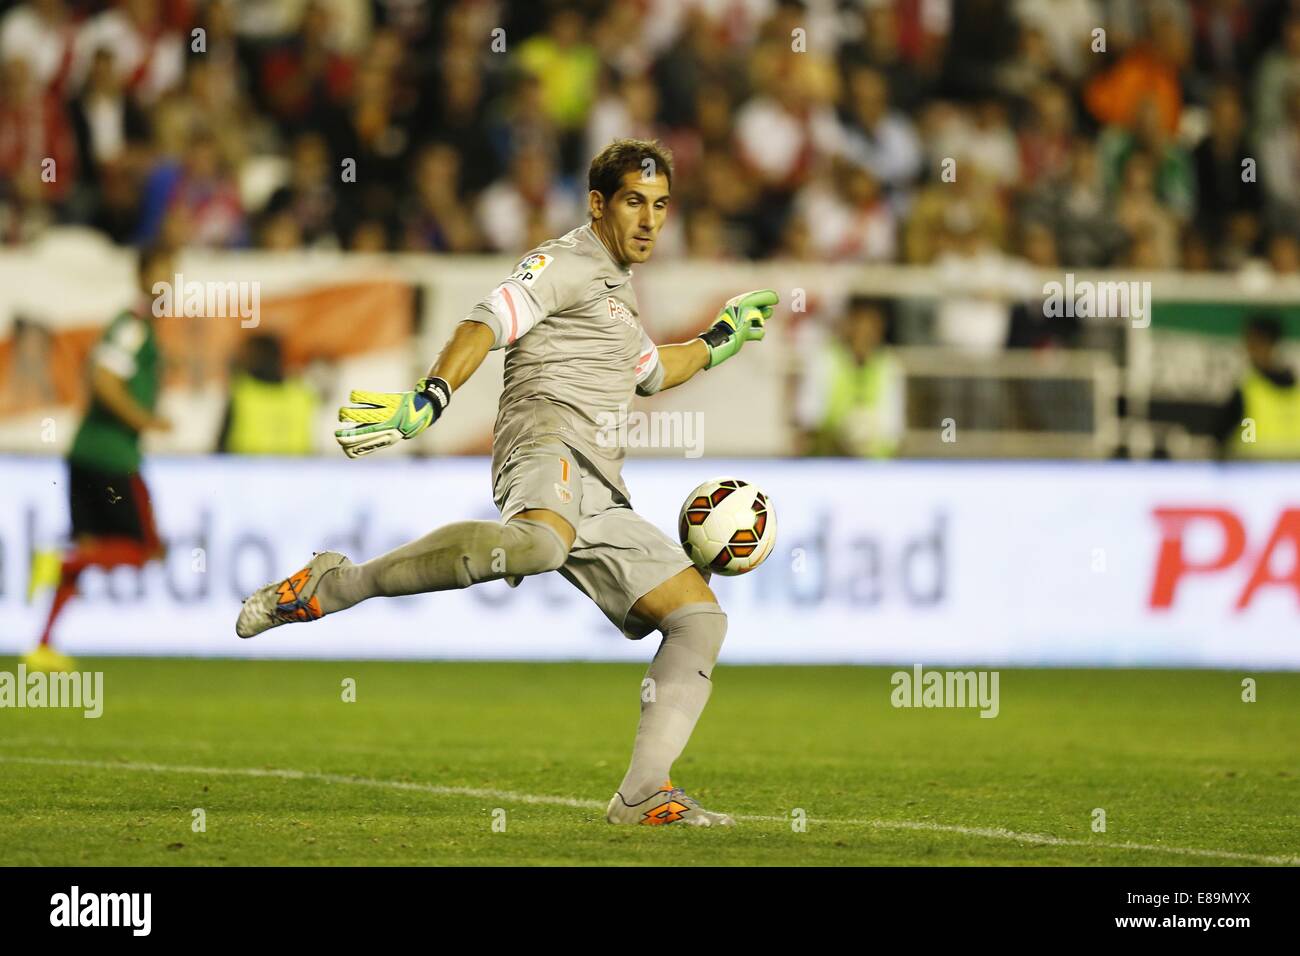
803 297 903 458
1219 314 1300 459
217 335 318 455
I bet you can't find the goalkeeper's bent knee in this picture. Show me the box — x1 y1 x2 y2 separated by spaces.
455 517 569 586
655 603 727 677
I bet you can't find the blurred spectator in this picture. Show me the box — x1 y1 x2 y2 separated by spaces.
70 46 147 169
402 141 480 252
893 0 952 78
1260 84 1300 229
684 206 740 262
840 0 932 114
1181 224 1214 271
1049 139 1122 266
652 6 738 130
1098 97 1195 222
323 59 413 237
1112 150 1181 268
256 196 303 250
476 144 579 253
1216 313 1300 458
793 158 897 262
425 49 498 198
261 132 339 249
585 71 663 169
76 0 186 106
193 0 253 101
0 54 78 231
838 64 922 210
734 53 842 251
1005 220 1080 349
1016 82 1075 191
932 206 1017 354
488 70 562 176
995 21 1057 102
348 216 392 252
1012 0 1100 82
963 99 1022 189
68 46 148 225
1252 11 1300 137
796 295 904 458
905 166 1008 265
136 126 246 248
1193 82 1259 239
591 0 655 78
217 335 317 456
259 0 354 130
516 7 599 169
941 0 1019 100
660 87 733 202
0 0 80 98
1084 5 1187 135
0 315 56 408
182 55 252 174
1267 230 1300 276
1191 0 1256 79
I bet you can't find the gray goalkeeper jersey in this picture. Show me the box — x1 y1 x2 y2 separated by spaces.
468 223 665 502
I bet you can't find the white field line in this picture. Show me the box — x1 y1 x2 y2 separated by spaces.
1 755 1295 866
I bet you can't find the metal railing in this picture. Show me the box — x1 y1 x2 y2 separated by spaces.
893 347 1122 458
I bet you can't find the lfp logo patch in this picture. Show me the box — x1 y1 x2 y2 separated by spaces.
511 253 550 285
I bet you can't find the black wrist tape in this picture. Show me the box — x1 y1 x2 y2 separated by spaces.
420 377 452 419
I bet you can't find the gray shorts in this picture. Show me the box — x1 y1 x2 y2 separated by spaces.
493 440 693 639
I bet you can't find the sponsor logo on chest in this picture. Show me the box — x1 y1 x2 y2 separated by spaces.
607 295 637 331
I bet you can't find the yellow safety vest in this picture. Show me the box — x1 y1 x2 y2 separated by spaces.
1238 369 1300 458
820 345 900 458
226 374 318 455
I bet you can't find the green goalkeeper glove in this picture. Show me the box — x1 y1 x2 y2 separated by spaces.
335 377 451 459
698 289 779 369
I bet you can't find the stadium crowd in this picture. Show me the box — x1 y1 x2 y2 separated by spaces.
4 0 1300 461
0 0 1296 274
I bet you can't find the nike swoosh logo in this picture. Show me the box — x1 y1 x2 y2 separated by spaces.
604 279 623 289
698 670 711 681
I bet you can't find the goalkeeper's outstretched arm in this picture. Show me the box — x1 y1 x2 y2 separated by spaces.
334 319 495 458
652 289 780 393
427 319 495 390
654 339 710 390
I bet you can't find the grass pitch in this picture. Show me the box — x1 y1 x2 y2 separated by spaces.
0 657 1296 866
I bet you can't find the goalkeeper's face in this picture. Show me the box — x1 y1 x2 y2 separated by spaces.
591 170 670 266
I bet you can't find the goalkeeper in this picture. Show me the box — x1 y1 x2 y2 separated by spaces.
237 139 776 828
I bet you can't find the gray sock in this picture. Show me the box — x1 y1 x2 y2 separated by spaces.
616 602 727 805
316 517 568 613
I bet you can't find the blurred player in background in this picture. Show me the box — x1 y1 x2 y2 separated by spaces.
26 245 174 672
237 139 777 827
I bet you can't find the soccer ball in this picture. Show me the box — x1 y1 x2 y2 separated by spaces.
678 478 777 576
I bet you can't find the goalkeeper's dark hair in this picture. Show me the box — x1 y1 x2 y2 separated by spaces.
588 138 674 203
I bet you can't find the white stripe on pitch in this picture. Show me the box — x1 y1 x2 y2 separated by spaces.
1 755 1295 866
